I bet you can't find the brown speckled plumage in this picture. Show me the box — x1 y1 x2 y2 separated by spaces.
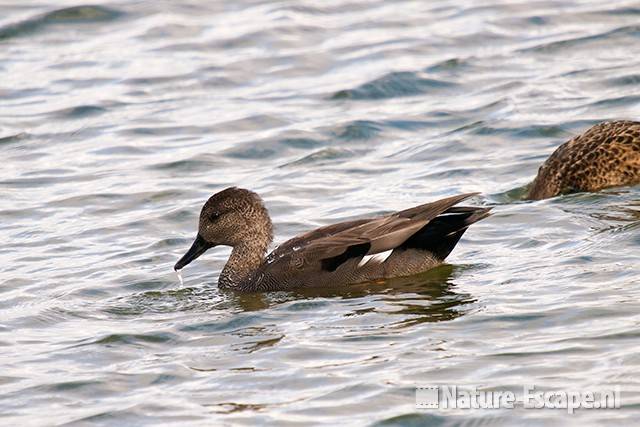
527 120 640 200
175 187 490 292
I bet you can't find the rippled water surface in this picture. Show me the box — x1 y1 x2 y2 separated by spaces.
2 0 640 425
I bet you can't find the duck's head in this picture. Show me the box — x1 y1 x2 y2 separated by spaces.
174 187 273 271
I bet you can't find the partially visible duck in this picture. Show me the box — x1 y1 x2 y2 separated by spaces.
174 187 490 292
527 120 640 200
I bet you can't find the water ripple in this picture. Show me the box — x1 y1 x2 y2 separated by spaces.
331 71 457 100
0 5 123 40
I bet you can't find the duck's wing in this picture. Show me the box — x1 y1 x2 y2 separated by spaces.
266 192 479 269
267 218 371 263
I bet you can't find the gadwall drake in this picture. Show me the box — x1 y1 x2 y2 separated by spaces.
527 120 640 200
174 187 490 292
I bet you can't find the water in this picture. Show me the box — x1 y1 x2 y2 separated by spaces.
2 0 640 425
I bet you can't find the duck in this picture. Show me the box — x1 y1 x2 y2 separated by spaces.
174 187 490 292
527 120 640 200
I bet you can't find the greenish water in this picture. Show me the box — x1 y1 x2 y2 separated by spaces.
1 1 640 425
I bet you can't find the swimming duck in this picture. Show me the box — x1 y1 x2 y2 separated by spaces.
527 120 640 200
174 187 490 291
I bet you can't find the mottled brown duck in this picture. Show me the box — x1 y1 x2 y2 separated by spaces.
527 120 640 200
174 187 490 292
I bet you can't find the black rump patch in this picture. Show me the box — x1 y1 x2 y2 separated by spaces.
403 207 489 260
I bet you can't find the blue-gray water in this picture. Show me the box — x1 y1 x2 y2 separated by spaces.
2 1 640 425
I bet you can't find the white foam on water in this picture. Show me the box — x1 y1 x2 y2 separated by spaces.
175 269 184 286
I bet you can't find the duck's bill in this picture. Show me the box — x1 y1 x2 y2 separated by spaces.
174 234 212 270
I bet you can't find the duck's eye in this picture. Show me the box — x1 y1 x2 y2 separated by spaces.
210 212 221 221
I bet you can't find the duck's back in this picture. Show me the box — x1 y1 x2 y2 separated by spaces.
527 121 640 200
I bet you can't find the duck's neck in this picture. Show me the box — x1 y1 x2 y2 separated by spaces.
218 240 268 289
